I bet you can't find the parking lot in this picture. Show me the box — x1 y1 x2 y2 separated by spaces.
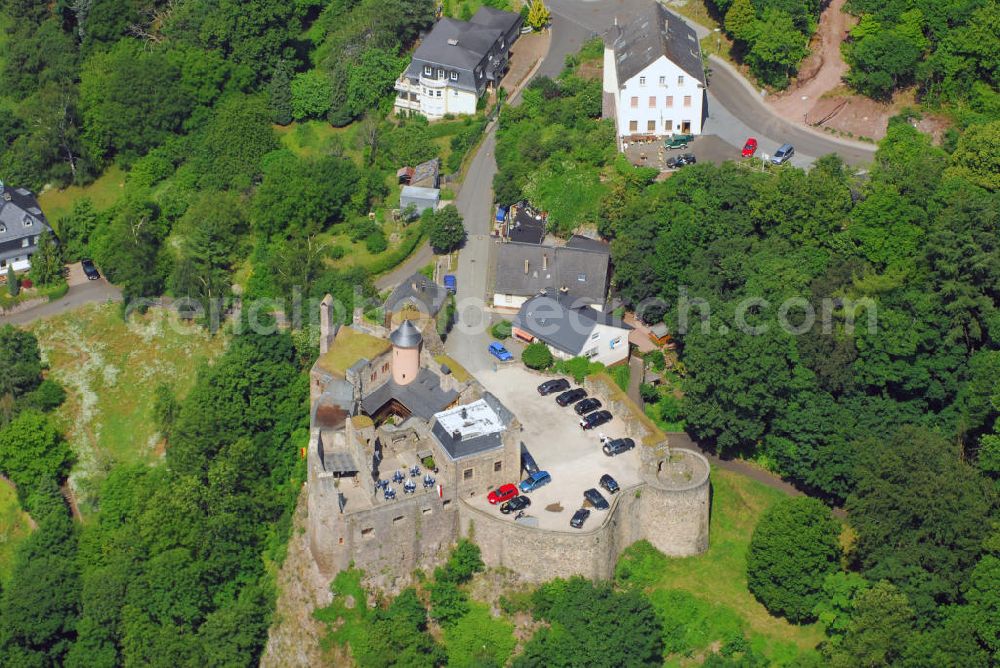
468 365 643 532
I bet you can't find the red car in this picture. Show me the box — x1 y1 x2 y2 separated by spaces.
741 137 758 157
488 483 519 505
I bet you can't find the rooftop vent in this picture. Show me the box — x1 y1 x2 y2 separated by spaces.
447 38 459 46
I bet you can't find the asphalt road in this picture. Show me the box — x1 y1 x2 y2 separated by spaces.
0 278 121 326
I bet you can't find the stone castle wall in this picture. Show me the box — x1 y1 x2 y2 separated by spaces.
458 449 711 582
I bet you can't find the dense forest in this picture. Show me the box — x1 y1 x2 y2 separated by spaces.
494 61 999 664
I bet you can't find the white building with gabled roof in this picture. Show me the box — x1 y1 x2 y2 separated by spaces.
603 3 707 146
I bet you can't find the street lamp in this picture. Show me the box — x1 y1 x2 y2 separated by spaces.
713 28 721 55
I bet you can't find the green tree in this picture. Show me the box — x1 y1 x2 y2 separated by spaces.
355 588 447 668
79 40 193 164
946 121 1000 191
429 580 470 627
521 343 553 370
252 152 359 238
826 581 915 668
846 426 996 620
347 48 408 118
29 230 64 286
193 95 279 191
268 61 294 126
744 9 809 88
845 30 922 100
812 571 870 648
0 410 74 496
427 205 466 253
291 70 334 120
724 0 756 43
91 198 167 298
746 497 841 622
0 325 42 415
515 577 662 668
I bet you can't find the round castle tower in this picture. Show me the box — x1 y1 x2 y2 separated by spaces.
390 320 422 385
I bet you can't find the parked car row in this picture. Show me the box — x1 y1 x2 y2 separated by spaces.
538 379 617 430
571 473 620 529
740 137 795 165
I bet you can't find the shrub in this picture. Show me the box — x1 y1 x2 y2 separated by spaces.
608 363 630 392
522 343 553 370
553 356 604 383
746 497 841 623
364 229 388 254
490 320 512 339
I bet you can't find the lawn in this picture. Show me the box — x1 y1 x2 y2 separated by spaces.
28 303 228 514
0 482 32 584
317 326 391 377
275 120 366 164
627 468 825 664
37 165 126 228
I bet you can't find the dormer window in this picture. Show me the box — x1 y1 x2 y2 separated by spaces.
423 65 432 76
437 68 444 79
22 216 32 228
488 53 493 62
577 273 587 282
476 68 482 79
450 71 458 81
0 224 5 233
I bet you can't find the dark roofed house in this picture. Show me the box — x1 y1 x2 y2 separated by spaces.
493 240 610 311
511 293 633 366
385 273 450 323
394 8 523 120
603 2 706 142
0 182 55 274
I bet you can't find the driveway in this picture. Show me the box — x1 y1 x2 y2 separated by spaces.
0 273 121 326
467 365 641 532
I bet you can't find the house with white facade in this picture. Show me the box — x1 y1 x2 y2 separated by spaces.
603 3 706 147
511 294 633 367
394 7 522 120
0 181 54 273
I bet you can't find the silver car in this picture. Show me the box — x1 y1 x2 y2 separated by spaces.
771 144 794 165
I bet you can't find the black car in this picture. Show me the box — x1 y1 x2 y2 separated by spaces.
583 488 610 510
573 397 602 415
603 437 636 456
570 508 591 529
81 259 100 280
537 378 570 396
666 153 697 169
599 474 620 494
521 443 540 475
580 410 612 430
500 495 532 514
556 388 587 407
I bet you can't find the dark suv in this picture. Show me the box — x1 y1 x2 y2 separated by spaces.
81 259 100 280
570 508 591 529
573 397 602 415
603 437 635 456
583 488 610 510
537 378 570 395
556 388 587 407
580 410 612 430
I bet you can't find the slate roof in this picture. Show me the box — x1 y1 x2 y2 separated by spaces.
0 185 53 253
609 4 705 87
512 294 633 355
361 368 459 421
410 158 440 189
389 319 424 348
470 6 522 33
495 241 610 306
386 273 449 317
406 19 502 93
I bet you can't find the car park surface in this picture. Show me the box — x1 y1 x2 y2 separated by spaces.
468 366 641 532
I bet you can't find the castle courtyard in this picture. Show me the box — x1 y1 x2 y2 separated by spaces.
465 365 644 532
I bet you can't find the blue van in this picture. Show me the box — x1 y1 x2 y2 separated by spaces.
519 470 552 493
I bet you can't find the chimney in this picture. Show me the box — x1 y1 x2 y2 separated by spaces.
461 407 468 419
542 254 548 271
320 294 334 355
524 259 529 274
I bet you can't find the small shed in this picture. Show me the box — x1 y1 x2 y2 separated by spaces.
400 186 440 216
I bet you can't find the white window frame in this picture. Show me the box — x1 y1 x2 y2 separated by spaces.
450 71 458 81
423 65 432 76
659 75 666 85
639 76 646 86
678 75 685 85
